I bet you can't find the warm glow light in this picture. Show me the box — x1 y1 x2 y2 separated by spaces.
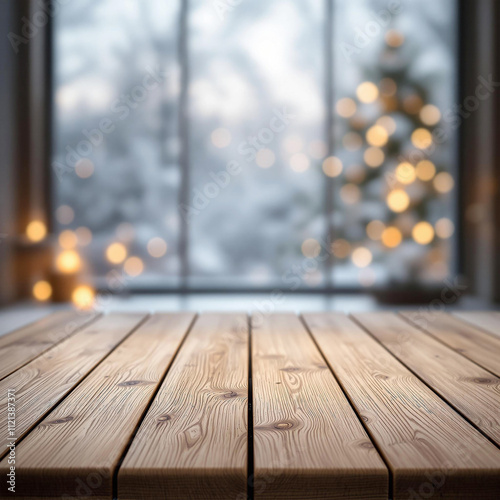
433 172 454 193
106 242 127 264
75 227 92 246
343 132 363 151
352 247 373 268
385 29 405 47
435 218 455 239
366 220 385 240
366 125 389 147
415 160 436 181
33 280 52 301
412 221 435 245
376 116 397 135
395 162 416 185
75 159 94 179
124 256 144 277
379 78 397 96
420 104 441 126
26 220 47 242
56 250 81 274
301 239 321 258
340 184 361 204
382 226 403 248
55 205 75 225
147 237 167 258
290 153 310 172
387 189 410 213
58 230 78 250
211 128 231 148
411 128 432 149
336 97 357 118
331 239 351 259
72 285 95 310
283 135 303 154
356 82 379 103
322 156 342 177
256 148 275 168
364 147 384 168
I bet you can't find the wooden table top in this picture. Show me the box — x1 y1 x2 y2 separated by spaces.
0 311 499 499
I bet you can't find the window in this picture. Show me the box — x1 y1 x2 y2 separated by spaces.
53 0 458 291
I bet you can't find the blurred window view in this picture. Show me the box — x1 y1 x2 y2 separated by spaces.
53 0 457 290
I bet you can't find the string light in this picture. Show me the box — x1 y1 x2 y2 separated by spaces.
364 147 384 168
147 237 167 258
301 239 321 258
72 285 95 310
366 125 389 147
412 221 435 245
415 160 436 181
58 230 78 249
395 162 416 185
382 227 403 248
433 172 454 193
435 218 455 239
411 128 432 149
331 239 351 259
56 250 81 274
33 280 52 301
386 189 410 212
352 247 373 268
322 156 342 177
26 220 47 242
376 116 397 135
366 220 385 240
124 256 144 277
420 104 441 126
336 97 357 118
356 82 379 103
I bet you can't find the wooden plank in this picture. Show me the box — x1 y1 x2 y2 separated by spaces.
252 313 388 500
0 313 194 500
0 313 146 458
354 312 500 446
118 313 249 500
453 311 500 339
401 311 500 377
0 310 98 380
304 313 500 500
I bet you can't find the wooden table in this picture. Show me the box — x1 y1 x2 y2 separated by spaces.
0 311 499 499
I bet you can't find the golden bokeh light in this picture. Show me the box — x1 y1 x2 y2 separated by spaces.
331 239 351 259
75 226 92 246
385 29 405 47
301 238 321 258
211 128 231 148
256 148 275 168
356 82 379 103
415 160 436 181
412 221 435 245
26 220 47 242
106 242 127 264
381 226 403 248
33 280 52 301
352 247 373 268
411 128 433 149
56 250 82 274
364 147 385 168
147 237 168 258
340 183 361 204
72 285 95 310
387 189 410 213
419 104 441 126
366 125 389 147
75 159 95 179
376 116 397 135
322 156 342 177
124 256 144 277
395 162 416 185
366 220 385 240
435 218 455 239
58 230 78 250
290 153 310 172
433 172 454 193
336 97 357 118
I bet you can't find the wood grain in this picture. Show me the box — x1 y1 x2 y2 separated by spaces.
453 311 500 339
0 313 145 459
401 311 500 377
354 312 500 445
252 313 388 500
304 313 500 500
118 313 249 500
0 310 98 381
0 313 194 500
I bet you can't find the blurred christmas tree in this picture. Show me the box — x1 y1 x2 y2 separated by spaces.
328 27 455 288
